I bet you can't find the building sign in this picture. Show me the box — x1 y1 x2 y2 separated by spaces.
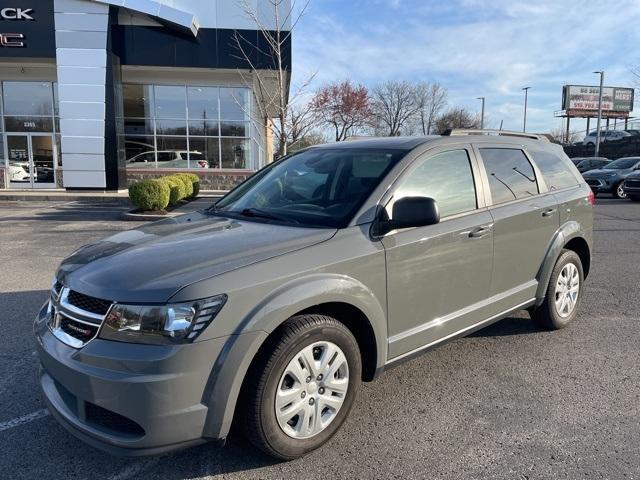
0 1 54 58
562 85 634 118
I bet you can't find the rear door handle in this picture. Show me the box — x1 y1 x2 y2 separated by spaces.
542 208 557 217
467 225 493 238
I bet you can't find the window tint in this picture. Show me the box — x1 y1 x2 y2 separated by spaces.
528 149 577 190
480 148 538 204
393 149 477 218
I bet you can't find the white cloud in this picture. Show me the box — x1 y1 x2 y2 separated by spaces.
293 0 640 133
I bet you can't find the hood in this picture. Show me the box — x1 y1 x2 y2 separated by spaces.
57 212 336 303
582 168 626 177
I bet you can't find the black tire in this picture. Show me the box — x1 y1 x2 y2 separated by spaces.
241 314 362 460
629 195 640 202
530 249 584 330
613 182 627 199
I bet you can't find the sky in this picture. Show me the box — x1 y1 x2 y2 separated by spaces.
292 0 640 136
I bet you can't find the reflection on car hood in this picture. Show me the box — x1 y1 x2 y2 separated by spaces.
582 168 622 177
57 212 337 303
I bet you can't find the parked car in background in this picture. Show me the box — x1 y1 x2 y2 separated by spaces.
127 150 209 169
623 171 640 201
582 130 631 146
576 157 610 174
582 156 640 199
623 129 640 137
570 157 586 166
35 131 593 460
8 162 32 182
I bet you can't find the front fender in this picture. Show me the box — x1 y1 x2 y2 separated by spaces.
535 221 588 306
201 273 387 440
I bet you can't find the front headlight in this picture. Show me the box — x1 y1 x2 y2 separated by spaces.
99 294 227 345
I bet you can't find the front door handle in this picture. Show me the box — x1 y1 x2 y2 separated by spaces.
467 225 493 238
542 208 557 217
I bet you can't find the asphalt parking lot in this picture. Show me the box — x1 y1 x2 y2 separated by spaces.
0 197 639 480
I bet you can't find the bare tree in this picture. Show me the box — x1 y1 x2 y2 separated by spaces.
549 126 581 145
285 100 316 151
434 107 481 134
288 131 327 152
233 0 313 159
370 80 421 136
311 80 372 141
414 82 448 135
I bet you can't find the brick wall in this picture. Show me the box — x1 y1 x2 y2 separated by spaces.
126 169 255 191
0 167 5 190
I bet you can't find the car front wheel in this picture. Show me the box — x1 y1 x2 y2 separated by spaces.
614 182 627 199
530 249 584 329
241 314 361 460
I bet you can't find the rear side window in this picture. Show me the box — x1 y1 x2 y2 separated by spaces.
392 149 477 218
528 149 578 191
480 148 538 205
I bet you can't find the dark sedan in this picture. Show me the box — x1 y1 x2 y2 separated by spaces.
623 171 640 202
576 157 610 174
582 157 640 199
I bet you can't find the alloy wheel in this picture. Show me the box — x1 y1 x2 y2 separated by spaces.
554 262 580 318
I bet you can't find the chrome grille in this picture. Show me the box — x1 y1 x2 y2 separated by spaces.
67 290 112 316
625 179 640 188
48 284 112 348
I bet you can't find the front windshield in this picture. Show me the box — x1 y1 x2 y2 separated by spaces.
213 147 407 228
605 158 639 170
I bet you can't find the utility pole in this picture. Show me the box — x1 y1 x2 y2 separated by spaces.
594 71 604 157
477 97 485 129
522 87 531 132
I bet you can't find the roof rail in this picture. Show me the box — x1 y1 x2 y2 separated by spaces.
442 129 549 141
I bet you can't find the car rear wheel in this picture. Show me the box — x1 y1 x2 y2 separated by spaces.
530 249 584 330
241 314 361 460
614 182 627 199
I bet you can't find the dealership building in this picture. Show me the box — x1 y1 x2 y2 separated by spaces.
0 0 291 191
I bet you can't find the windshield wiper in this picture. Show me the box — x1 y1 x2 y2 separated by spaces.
233 208 300 224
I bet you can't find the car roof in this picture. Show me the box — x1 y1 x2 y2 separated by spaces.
310 136 438 150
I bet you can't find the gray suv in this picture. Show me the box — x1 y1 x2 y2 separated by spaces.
35 130 593 460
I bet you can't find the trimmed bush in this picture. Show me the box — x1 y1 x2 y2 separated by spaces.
158 176 187 206
177 173 200 197
128 179 170 211
173 174 194 198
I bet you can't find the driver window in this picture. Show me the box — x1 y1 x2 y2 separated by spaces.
389 149 477 219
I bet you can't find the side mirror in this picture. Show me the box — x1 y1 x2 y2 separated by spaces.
375 196 440 236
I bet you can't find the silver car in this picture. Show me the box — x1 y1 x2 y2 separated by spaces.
35 130 593 459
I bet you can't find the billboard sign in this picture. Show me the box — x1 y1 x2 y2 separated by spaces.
562 85 634 117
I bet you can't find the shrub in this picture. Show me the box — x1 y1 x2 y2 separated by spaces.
128 179 170 211
172 174 194 198
178 173 200 197
158 176 187 206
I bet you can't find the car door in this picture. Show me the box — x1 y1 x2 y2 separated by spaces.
474 146 559 314
382 146 494 359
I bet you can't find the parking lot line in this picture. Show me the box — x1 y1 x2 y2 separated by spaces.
0 409 50 432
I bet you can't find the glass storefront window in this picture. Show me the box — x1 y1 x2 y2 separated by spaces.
120 83 253 170
188 137 220 169
124 136 156 168
221 138 250 169
154 86 186 119
220 88 249 121
2 82 54 117
188 86 218 121
123 84 154 118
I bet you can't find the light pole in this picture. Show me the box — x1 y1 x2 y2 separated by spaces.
594 71 604 157
522 87 531 132
477 97 485 129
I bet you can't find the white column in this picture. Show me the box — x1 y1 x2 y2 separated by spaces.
54 0 110 188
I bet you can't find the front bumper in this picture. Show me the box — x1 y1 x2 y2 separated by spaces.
34 302 230 456
583 177 617 193
623 178 640 196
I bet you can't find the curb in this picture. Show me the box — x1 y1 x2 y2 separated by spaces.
120 210 177 221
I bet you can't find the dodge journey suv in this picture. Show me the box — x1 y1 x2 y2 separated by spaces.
35 130 593 460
